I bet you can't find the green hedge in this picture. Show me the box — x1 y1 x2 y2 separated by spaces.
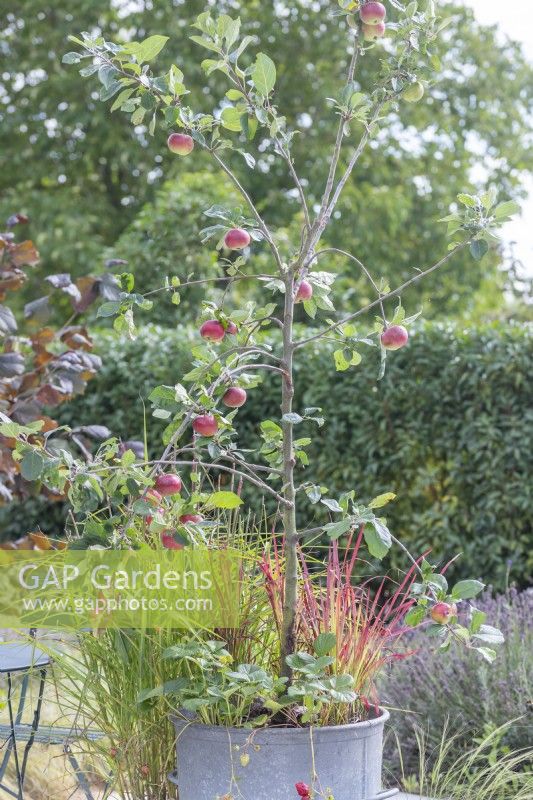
3 322 532 589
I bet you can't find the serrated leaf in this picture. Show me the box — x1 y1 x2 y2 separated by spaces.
314 632 337 657
251 53 276 96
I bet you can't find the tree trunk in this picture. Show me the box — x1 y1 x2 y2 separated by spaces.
280 272 298 678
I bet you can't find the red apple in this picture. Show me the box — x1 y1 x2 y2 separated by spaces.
223 386 248 408
295 280 313 303
224 228 251 250
154 473 182 496
362 21 386 40
179 513 204 524
430 602 457 625
200 319 226 342
192 414 218 437
167 133 194 156
161 531 184 550
381 325 409 350
359 2 386 24
225 320 238 335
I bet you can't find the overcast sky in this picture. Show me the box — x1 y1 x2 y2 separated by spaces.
465 0 533 277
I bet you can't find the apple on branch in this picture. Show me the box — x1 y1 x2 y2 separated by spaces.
362 22 386 41
224 228 251 250
359 2 386 24
154 473 182 496
430 602 458 625
223 386 248 408
381 325 409 350
295 280 313 303
192 414 218 437
200 319 226 342
167 133 194 155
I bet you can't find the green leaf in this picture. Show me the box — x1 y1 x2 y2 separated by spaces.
451 579 485 600
97 301 121 318
493 200 520 219
470 608 486 634
475 646 497 663
206 491 243 509
472 624 504 645
314 632 336 657
470 239 489 261
20 450 45 481
457 193 478 208
404 606 426 627
122 35 169 63
251 53 276 96
220 106 243 132
282 412 303 425
364 518 392 560
62 52 82 64
323 518 352 540
368 492 396 509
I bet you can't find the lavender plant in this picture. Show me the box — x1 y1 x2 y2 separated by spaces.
383 589 533 773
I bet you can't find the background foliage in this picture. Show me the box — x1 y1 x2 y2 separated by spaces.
2 1 532 318
2 321 530 589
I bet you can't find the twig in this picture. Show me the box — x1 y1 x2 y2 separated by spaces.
294 242 470 349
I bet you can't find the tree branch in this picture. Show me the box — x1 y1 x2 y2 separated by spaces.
210 151 284 272
294 242 470 349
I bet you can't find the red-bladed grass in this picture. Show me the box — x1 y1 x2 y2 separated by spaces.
261 527 422 724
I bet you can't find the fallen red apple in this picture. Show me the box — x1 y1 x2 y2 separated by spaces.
224 228 251 250
179 513 204 524
359 1 386 24
223 386 248 408
403 81 425 103
225 320 238 335
167 133 194 156
192 414 218 437
200 319 226 342
380 325 409 350
161 531 184 550
154 473 182 496
362 21 386 40
430 602 457 625
295 280 313 303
